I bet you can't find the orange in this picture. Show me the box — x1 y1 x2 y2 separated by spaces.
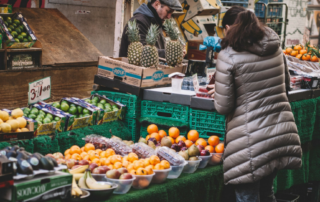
205 145 215 153
105 157 111 165
84 143 95 152
143 159 150 167
286 47 292 54
70 146 81 155
71 153 81 161
95 149 102 155
81 147 85 152
130 170 137 175
100 151 107 158
127 163 135 171
111 155 122 164
89 152 99 161
208 136 220 147
64 149 70 156
87 150 95 155
92 158 101 166
122 156 129 162
175 136 186 143
167 136 175 144
146 135 151 141
136 168 147 175
185 140 193 148
108 164 114 169
187 130 199 142
105 148 116 157
195 138 207 147
158 130 167 139
150 132 161 142
154 163 164 170
147 124 158 134
160 160 170 169
83 155 90 161
128 153 139 162
100 158 108 166
215 143 224 153
149 155 160 166
80 152 88 159
114 162 122 169
65 154 71 160
133 160 144 170
145 165 154 174
122 160 129 167
169 127 180 139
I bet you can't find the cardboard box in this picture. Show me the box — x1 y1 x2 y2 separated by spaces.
182 15 218 41
97 56 186 89
0 12 37 48
0 4 12 14
179 0 221 21
0 171 72 202
143 87 196 106
78 94 126 124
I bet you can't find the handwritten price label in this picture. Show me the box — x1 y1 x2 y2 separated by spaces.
28 77 51 104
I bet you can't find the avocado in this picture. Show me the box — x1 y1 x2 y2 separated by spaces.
17 159 33 175
93 97 99 103
46 157 58 167
22 38 28 42
40 157 54 170
39 110 46 115
27 156 40 170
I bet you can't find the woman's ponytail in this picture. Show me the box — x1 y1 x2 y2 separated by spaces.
221 10 265 51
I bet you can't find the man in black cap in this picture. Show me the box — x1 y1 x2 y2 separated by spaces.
119 0 183 59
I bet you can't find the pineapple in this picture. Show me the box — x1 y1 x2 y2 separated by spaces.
164 19 183 67
141 24 160 68
127 20 143 66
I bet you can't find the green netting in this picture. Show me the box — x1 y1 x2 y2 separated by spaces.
0 139 34 153
87 121 131 140
290 99 317 144
275 150 310 192
57 131 85 153
309 144 320 181
124 118 140 142
313 97 320 140
0 142 12 150
33 135 60 155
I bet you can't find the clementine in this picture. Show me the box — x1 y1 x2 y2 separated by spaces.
154 163 164 170
114 162 122 169
145 165 154 174
150 132 161 142
70 146 81 155
83 155 90 161
169 127 180 139
205 145 215 153
108 164 114 169
147 124 158 134
195 138 207 147
84 143 95 152
111 155 122 164
130 169 137 175
71 153 81 161
158 130 167 139
185 140 194 148
91 158 101 166
64 149 70 156
122 160 129 167
80 152 88 159
105 148 116 157
100 151 107 158
127 163 135 171
175 136 186 143
136 167 147 175
215 143 224 153
100 158 108 166
128 153 139 162
95 149 102 155
149 155 161 165
187 130 199 142
89 152 99 161
133 160 144 170
208 136 220 147
160 160 170 169
65 154 71 160
80 147 85 152
146 135 151 141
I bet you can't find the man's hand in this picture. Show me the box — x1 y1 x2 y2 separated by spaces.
207 84 215 98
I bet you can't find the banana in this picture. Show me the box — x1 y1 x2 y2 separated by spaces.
71 189 76 196
85 170 111 190
72 176 83 196
69 165 88 174
73 173 84 181
78 171 89 189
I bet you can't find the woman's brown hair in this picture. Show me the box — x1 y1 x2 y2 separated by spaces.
221 8 265 52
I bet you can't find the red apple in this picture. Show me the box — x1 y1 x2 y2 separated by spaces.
197 145 205 152
119 173 133 180
177 141 186 148
98 166 109 174
79 160 89 165
75 160 79 165
200 150 210 156
118 168 128 175
106 170 121 179
56 159 66 165
53 152 64 159
92 167 100 174
66 159 76 169
89 163 99 173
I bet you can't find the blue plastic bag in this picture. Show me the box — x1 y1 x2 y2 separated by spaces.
199 36 222 53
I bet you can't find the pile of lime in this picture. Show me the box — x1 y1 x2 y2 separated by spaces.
51 100 91 119
85 97 119 112
23 108 60 125
1 16 32 43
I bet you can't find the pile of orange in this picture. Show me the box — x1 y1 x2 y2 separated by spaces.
283 44 319 62
64 143 119 166
123 153 170 175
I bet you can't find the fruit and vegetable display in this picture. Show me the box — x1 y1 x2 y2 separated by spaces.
23 107 61 125
284 43 320 62
84 96 119 112
0 16 33 43
51 100 91 119
0 109 29 133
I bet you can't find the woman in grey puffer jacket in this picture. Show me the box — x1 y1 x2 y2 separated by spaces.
212 6 302 202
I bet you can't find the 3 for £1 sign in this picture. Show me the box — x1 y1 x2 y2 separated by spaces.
28 77 51 104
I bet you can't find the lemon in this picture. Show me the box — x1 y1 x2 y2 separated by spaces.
16 117 27 128
0 123 11 133
6 120 19 131
0 111 9 122
12 108 24 119
21 128 29 132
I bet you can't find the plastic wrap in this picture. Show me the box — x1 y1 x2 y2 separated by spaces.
83 134 109 150
155 147 185 166
131 143 156 159
107 138 132 156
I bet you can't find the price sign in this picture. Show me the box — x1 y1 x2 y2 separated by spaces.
28 77 51 104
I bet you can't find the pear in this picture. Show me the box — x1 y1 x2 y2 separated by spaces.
161 137 172 148
178 150 189 160
138 137 147 144
148 141 156 149
188 145 200 157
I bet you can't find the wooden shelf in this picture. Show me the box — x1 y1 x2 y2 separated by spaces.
6 48 42 53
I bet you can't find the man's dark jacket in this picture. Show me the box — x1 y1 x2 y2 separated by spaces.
119 3 166 58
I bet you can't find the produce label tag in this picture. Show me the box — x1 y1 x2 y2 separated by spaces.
192 73 199 92
28 77 51 105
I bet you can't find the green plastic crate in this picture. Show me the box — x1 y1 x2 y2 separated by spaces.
92 91 141 119
140 125 188 138
141 100 189 122
124 118 140 142
189 108 225 140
